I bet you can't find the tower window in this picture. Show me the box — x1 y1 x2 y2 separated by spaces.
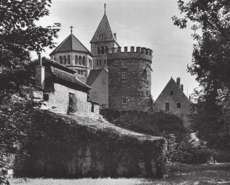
75 55 78 64
96 59 99 66
170 91 174 95
79 56 82 65
82 56 85 66
122 99 127 104
165 102 169 111
122 70 127 79
101 46 104 54
143 69 147 80
59 56 63 64
63 56 66 64
67 55 70 64
177 103 181 108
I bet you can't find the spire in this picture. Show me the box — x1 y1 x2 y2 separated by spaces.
70 26 73 34
90 5 117 43
104 3 106 15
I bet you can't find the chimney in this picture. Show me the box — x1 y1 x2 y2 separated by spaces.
35 52 45 89
113 33 117 40
180 84 184 92
176 77 180 87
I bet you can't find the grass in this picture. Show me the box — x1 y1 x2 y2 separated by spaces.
10 163 230 185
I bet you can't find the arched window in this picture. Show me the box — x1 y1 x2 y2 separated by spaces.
101 46 104 54
59 56 62 64
67 55 70 64
89 59 92 68
82 56 85 66
79 56 82 65
97 47 100 54
63 56 66 64
75 55 78 65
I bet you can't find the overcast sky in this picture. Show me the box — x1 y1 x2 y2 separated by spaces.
37 0 199 100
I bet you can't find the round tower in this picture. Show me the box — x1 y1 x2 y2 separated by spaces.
107 46 153 112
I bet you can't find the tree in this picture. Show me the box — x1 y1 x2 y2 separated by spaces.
172 0 230 150
0 0 60 180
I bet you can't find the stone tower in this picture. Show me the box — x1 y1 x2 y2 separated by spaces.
90 4 119 69
107 46 153 112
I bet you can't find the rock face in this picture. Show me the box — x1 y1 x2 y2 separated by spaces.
107 46 153 113
14 111 166 178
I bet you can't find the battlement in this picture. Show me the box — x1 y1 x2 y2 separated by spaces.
108 46 152 62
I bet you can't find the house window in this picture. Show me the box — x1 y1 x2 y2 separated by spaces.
165 102 169 111
43 93 49 101
59 56 63 64
101 46 104 54
67 55 70 64
91 103 94 112
170 91 174 95
122 70 127 79
102 78 106 85
75 55 78 64
177 103 181 108
122 99 127 104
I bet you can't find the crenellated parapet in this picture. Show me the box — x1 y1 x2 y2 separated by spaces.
108 46 152 63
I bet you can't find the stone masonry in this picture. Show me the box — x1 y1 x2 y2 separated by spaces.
107 46 152 112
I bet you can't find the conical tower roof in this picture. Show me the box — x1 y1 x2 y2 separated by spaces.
90 7 117 43
50 33 92 56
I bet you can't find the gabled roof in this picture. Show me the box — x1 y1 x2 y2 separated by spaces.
49 66 91 92
86 68 104 86
90 13 117 43
155 77 189 103
50 33 92 56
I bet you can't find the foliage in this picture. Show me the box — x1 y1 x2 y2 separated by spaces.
111 111 187 141
14 110 165 178
173 0 230 150
0 0 60 57
0 0 60 181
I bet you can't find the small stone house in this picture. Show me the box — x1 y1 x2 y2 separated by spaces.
154 77 191 127
35 56 99 119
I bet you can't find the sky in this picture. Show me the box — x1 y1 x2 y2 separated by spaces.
36 0 199 100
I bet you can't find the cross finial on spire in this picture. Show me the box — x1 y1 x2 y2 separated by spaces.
70 26 73 34
104 3 106 15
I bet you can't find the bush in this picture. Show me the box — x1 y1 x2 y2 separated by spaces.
110 111 187 140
